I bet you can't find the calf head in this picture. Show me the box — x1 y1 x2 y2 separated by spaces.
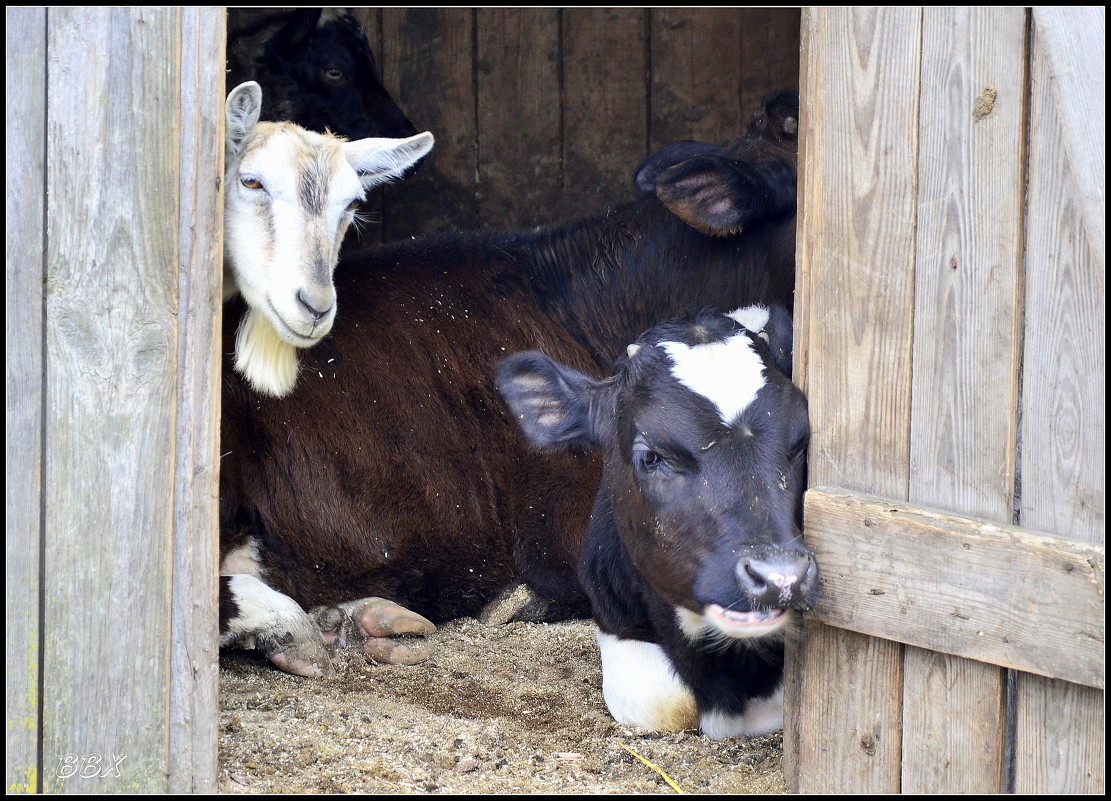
497 306 818 643
223 81 434 397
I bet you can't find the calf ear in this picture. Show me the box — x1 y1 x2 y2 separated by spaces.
225 81 263 162
762 305 795 379
654 154 795 236
496 352 600 451
632 140 722 194
344 131 435 190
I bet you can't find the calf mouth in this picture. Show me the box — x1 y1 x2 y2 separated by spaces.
705 603 789 638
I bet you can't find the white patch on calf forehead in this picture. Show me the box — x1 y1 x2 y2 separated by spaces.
660 333 766 425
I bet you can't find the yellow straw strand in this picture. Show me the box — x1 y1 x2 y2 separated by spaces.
619 742 686 794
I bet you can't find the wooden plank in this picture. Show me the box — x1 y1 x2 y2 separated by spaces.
649 8 744 150
788 621 904 794
5 6 45 795
43 7 180 792
794 6 921 498
909 6 1027 523
803 488 1105 689
1014 674 1105 794
1020 11 1105 546
376 7 479 239
167 7 225 793
1029 7 1105 264
475 7 561 230
900 646 1005 793
1015 16 1106 793
901 8 1028 792
561 8 647 222
787 9 923 793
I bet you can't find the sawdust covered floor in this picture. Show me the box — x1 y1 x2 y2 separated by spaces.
219 617 787 794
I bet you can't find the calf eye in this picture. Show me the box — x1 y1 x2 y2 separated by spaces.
787 436 809 463
323 67 346 86
632 442 668 475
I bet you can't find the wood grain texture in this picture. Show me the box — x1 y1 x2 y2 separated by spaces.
909 6 1027 522
5 5 46 794
475 8 562 230
804 488 1104 689
1014 14 1106 794
900 647 1005 793
562 8 647 222
902 9 1028 792
42 7 179 792
787 8 923 792
1020 13 1105 545
376 7 480 240
788 621 904 794
795 6 922 499
168 6 225 793
1014 674 1105 794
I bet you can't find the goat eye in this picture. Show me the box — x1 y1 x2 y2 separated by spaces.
240 177 263 190
323 67 346 85
346 198 362 212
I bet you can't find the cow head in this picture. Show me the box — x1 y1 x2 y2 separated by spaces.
633 89 799 237
497 306 818 643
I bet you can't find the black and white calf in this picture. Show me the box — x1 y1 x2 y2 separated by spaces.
497 306 818 737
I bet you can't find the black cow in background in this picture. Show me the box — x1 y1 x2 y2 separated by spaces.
226 8 422 147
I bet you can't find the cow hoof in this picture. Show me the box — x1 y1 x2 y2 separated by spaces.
268 648 332 678
350 597 436 638
362 637 436 665
310 597 436 665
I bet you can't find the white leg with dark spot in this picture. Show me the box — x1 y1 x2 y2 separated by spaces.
221 574 332 677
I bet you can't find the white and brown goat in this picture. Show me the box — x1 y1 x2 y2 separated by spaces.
219 82 435 675
222 80 433 398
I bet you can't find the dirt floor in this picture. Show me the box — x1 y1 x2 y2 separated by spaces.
218 611 787 795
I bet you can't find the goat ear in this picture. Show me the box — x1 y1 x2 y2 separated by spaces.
496 352 601 451
654 153 796 236
343 131 435 190
225 81 263 161
632 140 722 194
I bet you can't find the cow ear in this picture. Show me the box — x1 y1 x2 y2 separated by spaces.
225 81 263 162
496 352 601 451
344 131 435 190
632 140 722 194
654 154 796 236
761 305 795 379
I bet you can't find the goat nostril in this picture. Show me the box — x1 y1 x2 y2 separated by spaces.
296 291 332 321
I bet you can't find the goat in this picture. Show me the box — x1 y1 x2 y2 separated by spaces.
222 81 433 399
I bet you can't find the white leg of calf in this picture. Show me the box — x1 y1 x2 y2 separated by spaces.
221 574 331 678
595 628 698 732
699 683 784 739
